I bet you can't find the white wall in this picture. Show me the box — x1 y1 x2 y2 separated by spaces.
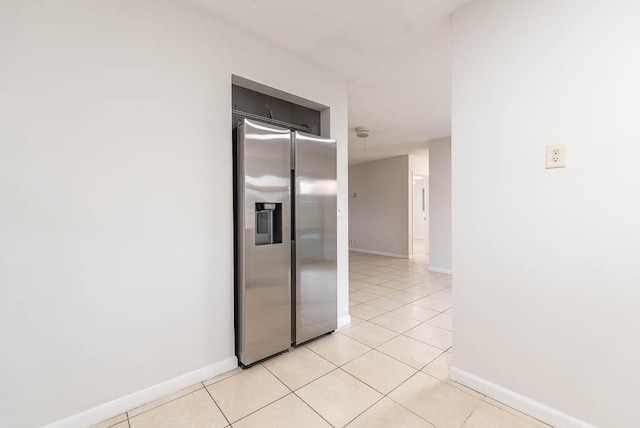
428 137 452 273
0 1 349 427
349 156 409 257
451 1 640 427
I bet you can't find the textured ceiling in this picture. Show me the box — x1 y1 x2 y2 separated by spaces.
189 0 468 164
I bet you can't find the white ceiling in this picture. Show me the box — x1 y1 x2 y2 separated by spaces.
189 0 467 164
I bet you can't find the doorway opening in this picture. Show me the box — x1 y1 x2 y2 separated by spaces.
412 173 429 258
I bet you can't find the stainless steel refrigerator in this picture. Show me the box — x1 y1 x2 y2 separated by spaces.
234 118 337 367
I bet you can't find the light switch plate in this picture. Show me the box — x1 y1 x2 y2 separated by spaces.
546 144 567 169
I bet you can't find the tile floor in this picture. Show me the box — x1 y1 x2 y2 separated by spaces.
93 252 551 428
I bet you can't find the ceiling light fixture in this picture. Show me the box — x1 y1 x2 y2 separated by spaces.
355 126 370 150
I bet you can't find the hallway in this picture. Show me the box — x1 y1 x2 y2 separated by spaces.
93 253 547 428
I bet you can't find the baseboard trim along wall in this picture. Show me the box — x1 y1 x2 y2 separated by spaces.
428 266 452 275
350 248 409 259
449 367 597 428
337 314 352 329
44 356 239 428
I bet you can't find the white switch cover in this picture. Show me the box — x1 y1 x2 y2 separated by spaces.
546 144 567 169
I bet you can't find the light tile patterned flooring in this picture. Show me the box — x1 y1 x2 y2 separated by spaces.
94 252 551 428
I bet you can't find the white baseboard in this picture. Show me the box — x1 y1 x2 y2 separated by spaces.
45 356 238 428
350 248 408 259
429 266 452 275
449 367 596 428
337 314 352 329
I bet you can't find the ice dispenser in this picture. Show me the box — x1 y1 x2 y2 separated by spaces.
255 203 282 245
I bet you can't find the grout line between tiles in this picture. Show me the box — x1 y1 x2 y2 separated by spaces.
282 365 340 428
481 396 552 427
216 365 301 426
458 394 485 427
279 346 397 427
420 371 485 400
267 361 338 392
382 367 448 425
260 362 344 428
291 391 337 428
203 367 244 387
362 332 444 372
125 385 204 420
328 324 447 423
302 335 370 368
338 326 400 350
225 391 293 427
334 366 410 426
340 359 416 396
340 314 451 354
260 361 296 393
341 394 387 427
341 360 437 427
203 382 232 427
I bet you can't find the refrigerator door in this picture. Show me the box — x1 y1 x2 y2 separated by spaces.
235 119 291 366
293 131 337 344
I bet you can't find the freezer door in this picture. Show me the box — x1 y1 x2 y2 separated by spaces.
235 119 291 366
293 131 337 344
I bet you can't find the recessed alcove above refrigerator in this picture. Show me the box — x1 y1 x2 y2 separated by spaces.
232 84 321 136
